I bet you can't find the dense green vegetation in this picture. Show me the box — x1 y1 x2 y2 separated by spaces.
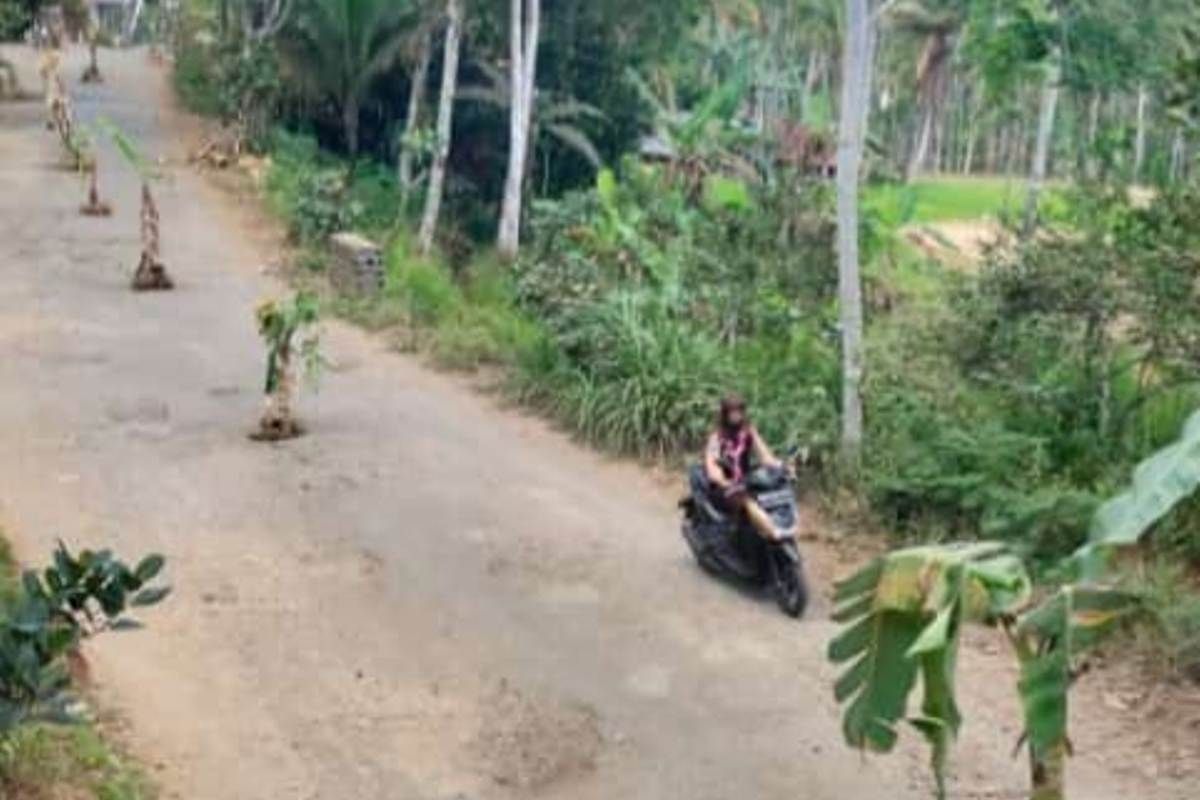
157 0 1200 578
830 406 1200 799
152 0 1200 710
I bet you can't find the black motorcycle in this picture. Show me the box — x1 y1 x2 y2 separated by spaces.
679 461 809 618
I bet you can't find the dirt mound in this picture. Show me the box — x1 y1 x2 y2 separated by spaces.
471 679 603 793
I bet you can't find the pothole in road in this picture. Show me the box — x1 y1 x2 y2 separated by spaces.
471 679 603 793
105 397 169 425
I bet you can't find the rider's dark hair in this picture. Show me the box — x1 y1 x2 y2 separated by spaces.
718 393 747 429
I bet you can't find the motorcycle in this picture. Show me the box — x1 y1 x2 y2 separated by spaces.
679 458 809 618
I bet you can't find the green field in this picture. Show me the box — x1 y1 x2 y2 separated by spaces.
867 176 1025 224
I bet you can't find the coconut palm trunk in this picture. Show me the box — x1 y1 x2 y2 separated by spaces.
497 0 541 261
1169 128 1186 183
1023 56 1060 237
398 30 432 214
123 0 145 44
417 0 462 255
835 0 872 462
907 104 935 179
1133 83 1148 183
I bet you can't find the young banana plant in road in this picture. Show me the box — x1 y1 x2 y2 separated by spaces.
99 119 174 290
78 152 112 217
252 291 323 442
829 409 1200 799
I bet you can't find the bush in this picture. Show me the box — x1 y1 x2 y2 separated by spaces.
0 543 169 738
508 164 839 459
861 182 1200 566
266 132 402 245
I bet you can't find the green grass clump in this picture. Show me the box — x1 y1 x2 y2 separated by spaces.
0 724 153 800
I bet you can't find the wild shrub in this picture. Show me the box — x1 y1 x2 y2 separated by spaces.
865 183 1200 565
267 132 400 245
0 544 169 737
511 164 838 458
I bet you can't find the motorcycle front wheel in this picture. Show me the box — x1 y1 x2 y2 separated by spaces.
774 549 808 618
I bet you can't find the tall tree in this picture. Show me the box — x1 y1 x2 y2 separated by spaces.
835 0 873 461
1132 82 1149 182
398 27 433 212
1023 52 1059 235
893 0 967 181
417 0 462 254
497 0 541 261
281 0 418 157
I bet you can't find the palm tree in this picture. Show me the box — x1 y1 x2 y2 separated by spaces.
890 0 967 180
417 0 462 255
497 0 541 261
281 0 421 156
101 120 174 291
835 0 874 462
457 61 605 172
397 26 433 211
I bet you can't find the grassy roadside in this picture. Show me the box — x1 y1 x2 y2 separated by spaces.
0 533 155 800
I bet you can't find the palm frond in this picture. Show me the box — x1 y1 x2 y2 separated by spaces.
544 123 603 169
539 99 607 124
456 84 509 107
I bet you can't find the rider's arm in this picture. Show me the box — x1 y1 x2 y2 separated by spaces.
751 427 783 470
704 434 729 488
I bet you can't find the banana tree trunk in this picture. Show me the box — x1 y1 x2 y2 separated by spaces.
417 0 462 255
497 0 541 261
1030 742 1066 800
1023 57 1060 237
398 31 432 213
259 346 299 439
835 0 872 462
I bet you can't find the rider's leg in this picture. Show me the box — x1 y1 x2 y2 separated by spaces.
740 498 782 541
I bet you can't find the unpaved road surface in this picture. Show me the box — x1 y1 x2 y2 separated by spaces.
1 48 1195 800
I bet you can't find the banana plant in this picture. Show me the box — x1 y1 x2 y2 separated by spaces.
71 125 111 217
252 291 322 441
99 119 174 291
830 408 1200 800
81 19 103 84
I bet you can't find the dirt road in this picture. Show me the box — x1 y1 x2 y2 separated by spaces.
0 48 1193 800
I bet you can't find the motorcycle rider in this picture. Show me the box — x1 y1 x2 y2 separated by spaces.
703 394 791 542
